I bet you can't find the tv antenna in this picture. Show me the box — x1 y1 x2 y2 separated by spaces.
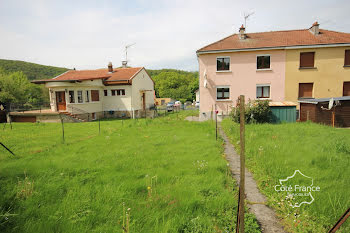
125 43 136 63
244 12 254 29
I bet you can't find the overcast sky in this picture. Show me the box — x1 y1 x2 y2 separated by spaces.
0 0 349 71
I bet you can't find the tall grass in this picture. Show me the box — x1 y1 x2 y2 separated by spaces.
222 119 350 233
0 112 260 232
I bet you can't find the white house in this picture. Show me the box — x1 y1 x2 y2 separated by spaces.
33 62 155 120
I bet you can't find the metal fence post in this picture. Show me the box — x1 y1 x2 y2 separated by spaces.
0 142 16 157
215 104 217 141
99 118 101 135
60 116 65 143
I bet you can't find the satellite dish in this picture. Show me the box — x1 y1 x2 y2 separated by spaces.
328 98 334 110
203 69 208 88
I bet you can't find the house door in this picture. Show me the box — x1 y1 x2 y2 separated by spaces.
56 91 66 111
142 93 146 111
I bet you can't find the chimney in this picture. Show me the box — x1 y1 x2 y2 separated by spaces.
122 61 128 68
309 21 320 35
239 24 246 40
108 62 113 72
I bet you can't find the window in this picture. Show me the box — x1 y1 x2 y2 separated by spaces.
86 90 90 102
69 90 75 103
299 83 313 98
216 87 230 100
117 89 126 96
257 55 270 69
91 90 99 102
217 57 230 71
256 85 270 98
104 90 108 96
345 50 350 66
343 82 350 96
300 52 315 68
77 90 83 103
111 90 116 96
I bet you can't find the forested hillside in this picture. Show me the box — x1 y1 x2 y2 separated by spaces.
0 59 68 80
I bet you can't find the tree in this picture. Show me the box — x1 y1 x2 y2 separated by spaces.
152 70 198 102
0 69 47 106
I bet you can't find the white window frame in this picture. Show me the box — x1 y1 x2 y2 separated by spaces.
216 56 231 72
68 90 75 103
85 90 90 102
216 85 231 101
104 90 109 97
256 54 271 70
77 90 83 103
256 84 271 99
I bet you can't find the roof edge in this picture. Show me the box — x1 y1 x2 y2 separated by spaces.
197 43 350 55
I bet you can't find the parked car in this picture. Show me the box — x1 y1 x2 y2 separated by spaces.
195 101 200 108
167 102 174 112
174 101 182 109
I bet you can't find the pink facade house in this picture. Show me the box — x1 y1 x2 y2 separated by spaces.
197 25 286 120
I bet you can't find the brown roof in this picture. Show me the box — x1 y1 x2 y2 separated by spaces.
33 67 144 84
197 29 350 53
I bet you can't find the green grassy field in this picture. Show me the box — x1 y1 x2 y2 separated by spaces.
222 119 350 233
0 112 260 233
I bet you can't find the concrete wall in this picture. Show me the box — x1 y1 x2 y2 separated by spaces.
131 69 155 111
285 47 350 102
198 50 286 120
102 85 132 111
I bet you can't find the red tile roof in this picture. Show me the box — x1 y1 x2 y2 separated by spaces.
197 29 350 53
33 67 144 84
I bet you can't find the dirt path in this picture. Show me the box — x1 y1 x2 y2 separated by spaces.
218 126 286 233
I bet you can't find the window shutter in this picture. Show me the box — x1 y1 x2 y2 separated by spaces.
91 90 99 101
300 52 315 68
345 50 350 66
299 83 313 98
343 82 350 96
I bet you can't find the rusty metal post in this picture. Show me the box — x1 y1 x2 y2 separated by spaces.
307 110 310 121
239 95 245 233
332 108 335 128
328 207 350 233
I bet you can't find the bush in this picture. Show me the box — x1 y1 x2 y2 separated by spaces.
230 100 271 123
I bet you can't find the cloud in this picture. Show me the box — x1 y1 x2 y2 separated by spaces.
0 0 349 71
